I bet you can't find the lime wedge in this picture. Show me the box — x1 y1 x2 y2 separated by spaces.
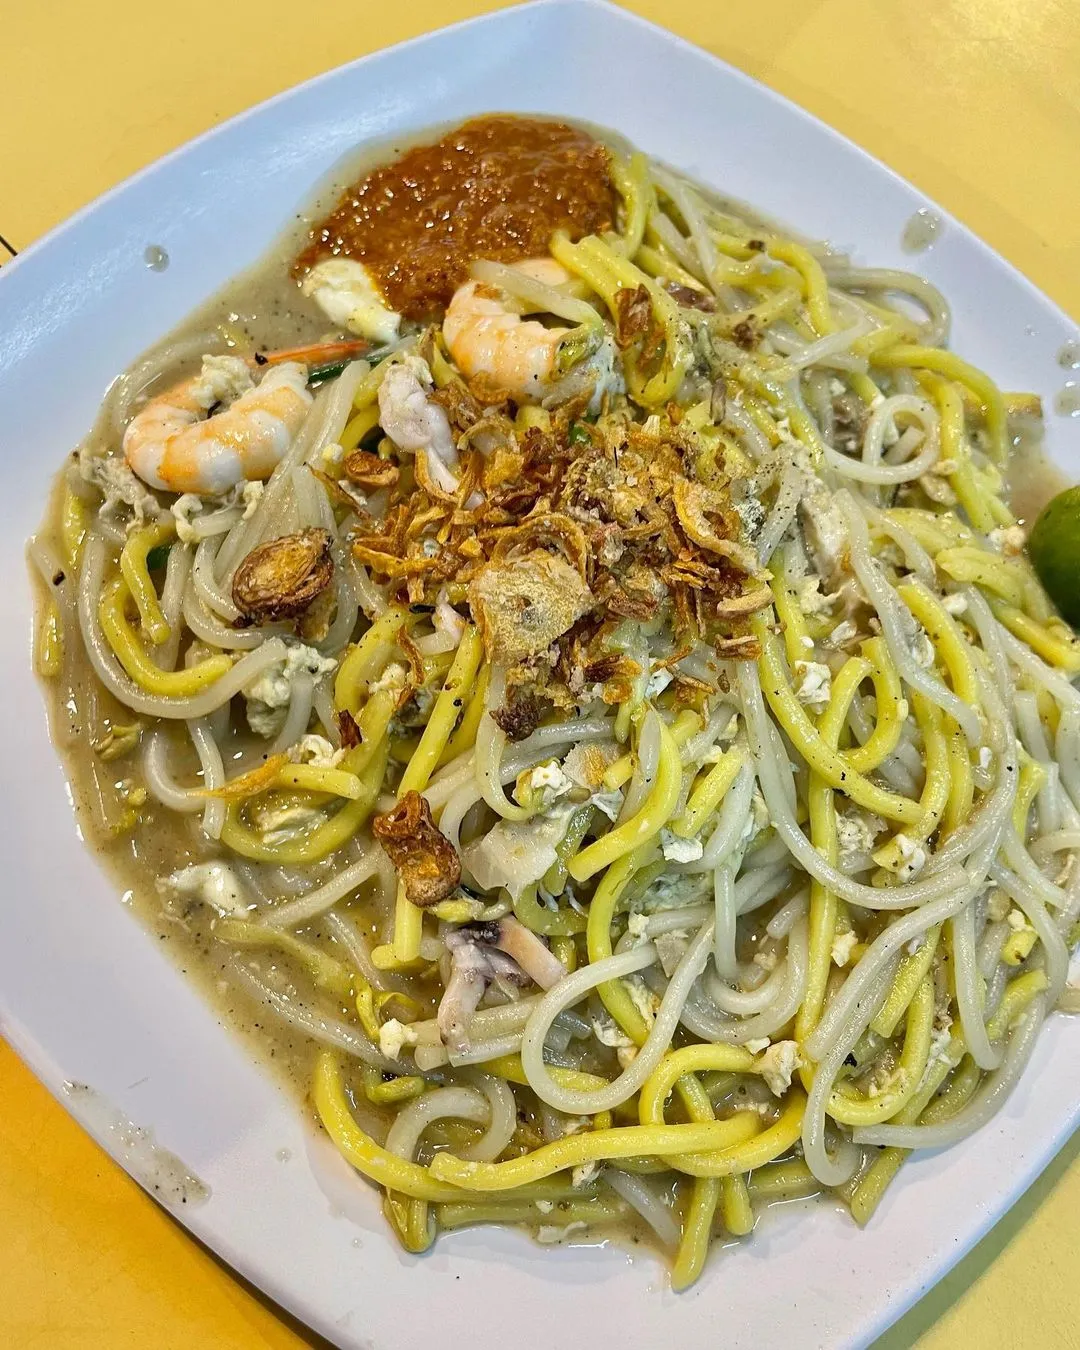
1029 485 1080 627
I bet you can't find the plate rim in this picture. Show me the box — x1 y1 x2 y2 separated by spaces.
2 3 1078 1348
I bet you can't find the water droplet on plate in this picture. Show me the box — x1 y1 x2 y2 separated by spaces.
144 244 169 271
1057 339 1080 370
901 207 942 254
1054 381 1080 417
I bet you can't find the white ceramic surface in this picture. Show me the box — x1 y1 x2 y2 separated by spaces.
2 2 1078 1347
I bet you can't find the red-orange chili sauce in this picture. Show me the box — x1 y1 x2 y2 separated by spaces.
296 116 616 321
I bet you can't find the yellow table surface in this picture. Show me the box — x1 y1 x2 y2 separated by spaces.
3 1 1080 1345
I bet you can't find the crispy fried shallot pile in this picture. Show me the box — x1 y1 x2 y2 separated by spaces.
343 355 769 711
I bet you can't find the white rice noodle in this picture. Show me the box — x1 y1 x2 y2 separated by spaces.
192 536 241 621
603 1171 680 1248
142 726 209 813
684 763 762 876
151 544 193 671
723 400 772 463
989 859 1069 1004
263 856 382 930
853 998 1045 1149
769 314 874 382
950 899 1002 1071
802 966 887 1185
755 463 805 566
225 954 395 1071
712 863 738 979
820 266 950 347
736 661 969 911
385 1074 516 1164
859 501 936 585
521 920 714 1114
267 672 315 756
681 917 809 1045
323 909 402 994
189 717 226 840
1055 709 1080 813
181 585 267 650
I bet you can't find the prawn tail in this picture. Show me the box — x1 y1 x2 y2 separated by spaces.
260 339 370 369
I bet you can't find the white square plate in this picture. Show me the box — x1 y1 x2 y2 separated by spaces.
1 2 1078 1346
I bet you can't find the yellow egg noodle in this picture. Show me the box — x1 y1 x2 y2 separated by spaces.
28 118 1080 1288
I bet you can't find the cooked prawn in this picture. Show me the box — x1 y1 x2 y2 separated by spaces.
124 355 313 495
443 258 606 403
258 338 369 368
442 257 621 405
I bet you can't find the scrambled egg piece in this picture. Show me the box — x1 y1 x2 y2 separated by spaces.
159 862 249 917
189 354 254 409
591 1011 635 1050
836 808 885 857
369 661 408 699
626 976 661 1025
378 1018 419 1061
243 643 339 737
986 888 1011 922
289 734 345 768
825 618 859 649
525 761 575 813
572 1162 599 1188
793 659 832 712
794 574 833 616
1002 908 1037 965
241 480 264 517
989 524 1026 557
301 258 402 344
831 930 859 967
925 1019 955 1074
171 493 204 542
911 626 936 669
890 833 928 881
626 912 650 941
757 1041 802 1096
80 451 160 526
660 829 704 864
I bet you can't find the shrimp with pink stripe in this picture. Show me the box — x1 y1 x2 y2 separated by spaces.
123 341 366 495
